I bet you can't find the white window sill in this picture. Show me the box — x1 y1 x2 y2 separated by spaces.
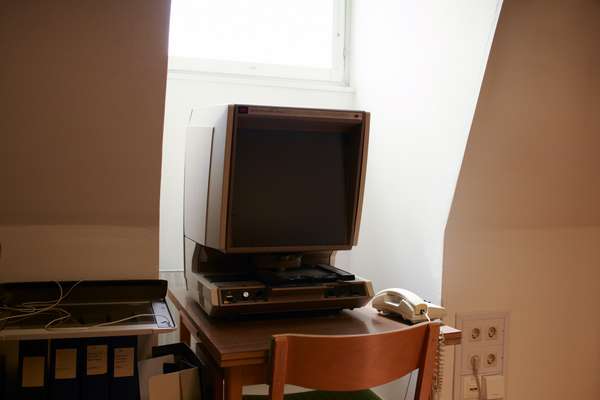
167 70 355 93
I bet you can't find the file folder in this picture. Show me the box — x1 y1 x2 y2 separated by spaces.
110 336 139 400
50 339 81 400
18 340 48 400
81 337 110 400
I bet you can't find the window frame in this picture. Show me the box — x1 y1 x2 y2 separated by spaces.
168 0 349 85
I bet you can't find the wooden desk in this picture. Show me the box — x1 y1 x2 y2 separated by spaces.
168 289 461 400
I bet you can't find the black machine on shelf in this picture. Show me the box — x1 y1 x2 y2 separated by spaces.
183 104 373 316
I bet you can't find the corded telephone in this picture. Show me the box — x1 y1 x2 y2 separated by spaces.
371 288 447 398
371 288 446 323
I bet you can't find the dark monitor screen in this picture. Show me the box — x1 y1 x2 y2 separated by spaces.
228 123 362 249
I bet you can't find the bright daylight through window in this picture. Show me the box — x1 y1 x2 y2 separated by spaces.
168 0 347 83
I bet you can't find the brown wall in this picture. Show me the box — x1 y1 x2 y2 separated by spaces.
0 0 170 281
443 0 600 399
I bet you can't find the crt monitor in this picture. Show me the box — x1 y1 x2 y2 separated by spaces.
184 104 369 254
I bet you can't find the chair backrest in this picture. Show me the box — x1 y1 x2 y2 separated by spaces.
268 321 440 400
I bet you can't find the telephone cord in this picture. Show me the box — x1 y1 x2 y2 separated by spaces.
471 354 483 400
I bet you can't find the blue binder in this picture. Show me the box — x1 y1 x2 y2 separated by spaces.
81 337 110 400
1 354 5 398
49 339 81 400
109 336 139 400
18 340 48 400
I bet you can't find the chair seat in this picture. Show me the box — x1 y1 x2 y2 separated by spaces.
244 389 382 400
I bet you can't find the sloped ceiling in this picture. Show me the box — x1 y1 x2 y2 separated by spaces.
0 1 169 227
448 0 600 230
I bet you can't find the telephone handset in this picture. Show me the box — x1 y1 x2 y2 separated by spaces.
371 288 447 398
371 288 446 323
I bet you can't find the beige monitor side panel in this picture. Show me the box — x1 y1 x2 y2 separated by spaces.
189 106 232 251
183 237 196 291
353 112 370 245
184 126 214 245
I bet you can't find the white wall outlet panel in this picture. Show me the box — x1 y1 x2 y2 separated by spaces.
454 312 509 400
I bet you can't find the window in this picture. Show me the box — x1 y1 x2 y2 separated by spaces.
168 0 348 84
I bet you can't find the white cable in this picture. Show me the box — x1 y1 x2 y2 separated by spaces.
44 315 72 329
1 281 82 331
403 371 414 400
91 313 168 328
471 355 483 400
43 308 73 329
432 331 445 399
1 281 168 332
424 310 431 322
22 280 82 307
1 305 37 313
44 313 168 330
0 281 64 323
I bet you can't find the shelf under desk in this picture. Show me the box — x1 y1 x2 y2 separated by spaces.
0 280 176 341
0 312 175 341
168 288 461 400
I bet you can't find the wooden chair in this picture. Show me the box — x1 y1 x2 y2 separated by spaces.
245 321 440 400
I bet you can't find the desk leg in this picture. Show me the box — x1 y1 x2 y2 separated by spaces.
224 367 244 400
179 313 191 346
196 344 225 400
223 364 267 400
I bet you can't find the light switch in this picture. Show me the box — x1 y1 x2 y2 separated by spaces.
482 374 505 399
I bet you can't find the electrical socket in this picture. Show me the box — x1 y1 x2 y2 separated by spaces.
483 318 505 344
464 321 483 343
479 345 503 375
461 346 503 375
462 350 482 375
485 352 497 368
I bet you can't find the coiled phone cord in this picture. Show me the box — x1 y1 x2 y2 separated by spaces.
432 331 445 399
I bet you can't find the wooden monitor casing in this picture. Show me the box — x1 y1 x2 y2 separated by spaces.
183 104 370 255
